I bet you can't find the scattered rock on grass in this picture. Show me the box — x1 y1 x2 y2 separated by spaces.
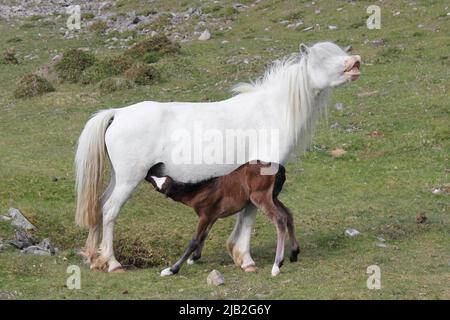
198 29 211 41
7 208 36 230
207 270 224 286
344 228 360 237
330 148 347 158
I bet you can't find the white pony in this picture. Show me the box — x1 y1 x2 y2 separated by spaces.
75 42 361 272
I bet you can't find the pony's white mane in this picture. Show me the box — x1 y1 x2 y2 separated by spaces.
232 53 331 158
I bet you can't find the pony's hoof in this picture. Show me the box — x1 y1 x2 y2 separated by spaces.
110 266 125 273
271 265 280 277
160 268 174 277
243 264 257 273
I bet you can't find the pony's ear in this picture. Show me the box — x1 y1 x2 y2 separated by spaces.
299 43 309 55
344 45 353 53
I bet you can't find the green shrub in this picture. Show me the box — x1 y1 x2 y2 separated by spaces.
1 48 19 65
55 49 96 83
143 51 162 63
124 63 160 85
88 20 108 34
98 77 134 93
80 55 133 84
126 35 180 61
82 12 95 20
13 74 55 98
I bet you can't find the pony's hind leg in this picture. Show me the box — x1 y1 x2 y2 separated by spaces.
93 170 143 272
82 173 116 266
226 204 257 272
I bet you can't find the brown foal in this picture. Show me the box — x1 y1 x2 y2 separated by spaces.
146 161 300 277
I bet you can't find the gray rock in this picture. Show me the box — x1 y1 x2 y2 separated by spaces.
198 29 211 41
371 39 385 47
207 270 224 286
335 102 345 110
0 215 11 222
344 228 360 237
8 231 35 249
8 208 36 230
376 243 387 248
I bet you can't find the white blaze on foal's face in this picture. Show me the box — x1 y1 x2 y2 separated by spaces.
301 42 361 90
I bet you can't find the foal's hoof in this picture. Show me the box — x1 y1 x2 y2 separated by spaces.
160 267 174 277
271 265 280 277
290 248 300 262
187 258 195 265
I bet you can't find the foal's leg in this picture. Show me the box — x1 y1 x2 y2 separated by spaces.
187 222 213 265
275 199 300 262
161 216 214 276
226 204 257 272
253 196 287 276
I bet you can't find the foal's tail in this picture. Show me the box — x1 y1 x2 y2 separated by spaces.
75 109 116 228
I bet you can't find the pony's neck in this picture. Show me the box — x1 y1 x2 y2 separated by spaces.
275 58 330 158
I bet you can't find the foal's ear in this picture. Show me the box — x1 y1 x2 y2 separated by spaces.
299 43 310 55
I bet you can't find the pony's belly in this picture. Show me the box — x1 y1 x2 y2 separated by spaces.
161 163 239 183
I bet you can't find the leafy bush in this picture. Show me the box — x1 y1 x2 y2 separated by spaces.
13 74 55 98
1 48 19 65
88 20 108 34
55 49 96 83
98 77 134 93
80 55 133 84
126 35 180 61
124 63 160 85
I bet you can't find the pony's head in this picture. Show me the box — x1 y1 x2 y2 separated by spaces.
300 42 361 90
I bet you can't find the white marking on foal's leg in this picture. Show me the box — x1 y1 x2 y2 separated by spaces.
187 258 195 265
160 267 174 277
150 176 167 190
271 264 280 277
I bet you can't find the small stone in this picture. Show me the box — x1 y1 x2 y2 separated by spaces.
198 29 211 41
377 236 385 242
303 26 313 32
331 148 347 158
330 122 341 129
8 208 36 230
344 228 360 237
328 25 337 30
0 215 11 222
376 243 387 248
207 269 224 286
335 102 345 110
371 39 385 47
432 188 442 195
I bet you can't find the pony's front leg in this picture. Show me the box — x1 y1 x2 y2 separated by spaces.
226 204 257 272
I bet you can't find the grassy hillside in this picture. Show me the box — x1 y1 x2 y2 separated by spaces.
0 0 449 299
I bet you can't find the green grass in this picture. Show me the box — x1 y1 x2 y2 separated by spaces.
0 0 449 299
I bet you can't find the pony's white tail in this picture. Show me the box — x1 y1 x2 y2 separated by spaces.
75 109 116 228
